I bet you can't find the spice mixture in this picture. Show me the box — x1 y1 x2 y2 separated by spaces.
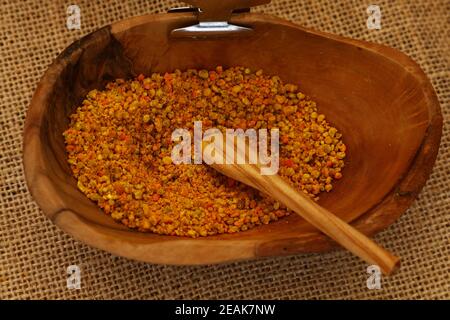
63 66 346 237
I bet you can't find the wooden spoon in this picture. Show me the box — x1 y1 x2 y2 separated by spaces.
202 137 400 275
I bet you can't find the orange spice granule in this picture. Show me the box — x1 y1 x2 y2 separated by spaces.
63 66 346 237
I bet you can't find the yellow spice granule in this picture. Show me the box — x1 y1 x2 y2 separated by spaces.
63 66 346 237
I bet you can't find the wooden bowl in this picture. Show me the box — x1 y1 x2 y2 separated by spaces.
23 11 442 264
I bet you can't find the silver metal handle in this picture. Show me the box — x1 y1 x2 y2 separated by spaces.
169 0 271 38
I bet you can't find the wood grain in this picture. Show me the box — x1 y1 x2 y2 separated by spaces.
203 136 400 274
23 11 442 265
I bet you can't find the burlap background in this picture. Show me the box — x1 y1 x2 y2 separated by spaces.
0 0 448 299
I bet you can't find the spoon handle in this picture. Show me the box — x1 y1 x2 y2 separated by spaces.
209 161 400 275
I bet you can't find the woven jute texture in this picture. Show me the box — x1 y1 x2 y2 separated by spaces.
1 0 448 299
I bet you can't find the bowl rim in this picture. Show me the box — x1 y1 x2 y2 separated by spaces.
23 12 443 265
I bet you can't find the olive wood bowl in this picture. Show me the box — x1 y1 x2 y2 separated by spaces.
23 11 442 264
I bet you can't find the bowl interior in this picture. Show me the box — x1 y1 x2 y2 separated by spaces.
28 13 431 257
